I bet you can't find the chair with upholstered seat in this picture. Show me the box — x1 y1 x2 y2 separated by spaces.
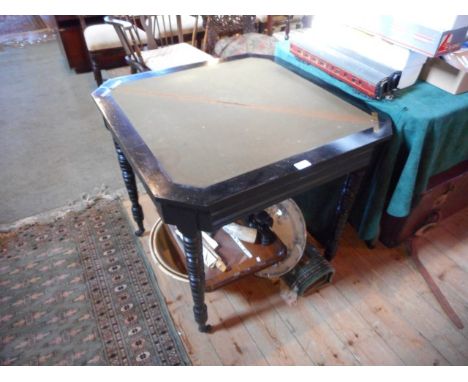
200 15 311 59
201 15 257 55
81 17 147 85
104 15 212 74
202 15 279 58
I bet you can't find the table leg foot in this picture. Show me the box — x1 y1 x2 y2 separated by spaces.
365 239 376 249
134 227 145 237
113 140 145 236
198 324 212 333
182 230 210 332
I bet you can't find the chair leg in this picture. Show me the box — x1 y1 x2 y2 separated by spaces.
92 62 103 86
88 51 103 86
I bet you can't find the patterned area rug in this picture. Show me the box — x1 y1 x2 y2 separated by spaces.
0 199 190 365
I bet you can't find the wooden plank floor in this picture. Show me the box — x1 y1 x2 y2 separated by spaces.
123 195 468 365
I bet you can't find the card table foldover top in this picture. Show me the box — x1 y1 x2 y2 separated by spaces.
92 55 393 332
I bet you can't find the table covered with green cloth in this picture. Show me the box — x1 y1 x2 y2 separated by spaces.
275 40 468 242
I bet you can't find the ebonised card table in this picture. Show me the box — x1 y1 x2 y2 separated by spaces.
92 55 393 332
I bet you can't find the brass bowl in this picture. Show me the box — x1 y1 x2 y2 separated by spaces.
149 197 306 281
149 218 189 283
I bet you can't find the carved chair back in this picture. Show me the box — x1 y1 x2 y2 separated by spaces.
202 15 256 54
139 16 182 49
139 16 204 49
104 15 146 70
105 15 204 71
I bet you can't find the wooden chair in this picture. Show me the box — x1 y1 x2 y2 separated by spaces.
104 15 213 74
80 16 147 85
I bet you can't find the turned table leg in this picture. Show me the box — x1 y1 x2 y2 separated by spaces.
324 169 365 261
180 229 211 333
113 140 145 236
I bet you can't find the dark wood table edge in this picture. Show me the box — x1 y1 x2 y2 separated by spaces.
92 54 393 228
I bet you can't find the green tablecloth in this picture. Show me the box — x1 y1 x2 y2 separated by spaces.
275 40 468 241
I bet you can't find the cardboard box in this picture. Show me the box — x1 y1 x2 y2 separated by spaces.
350 16 468 57
420 56 468 94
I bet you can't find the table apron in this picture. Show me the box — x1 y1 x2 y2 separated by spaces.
156 143 376 233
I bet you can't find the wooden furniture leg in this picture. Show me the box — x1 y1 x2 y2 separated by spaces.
180 229 211 333
90 52 103 86
405 234 464 330
266 16 273 36
113 140 145 236
324 169 365 261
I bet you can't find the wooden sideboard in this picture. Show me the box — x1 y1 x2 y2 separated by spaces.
380 161 468 247
53 15 126 73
